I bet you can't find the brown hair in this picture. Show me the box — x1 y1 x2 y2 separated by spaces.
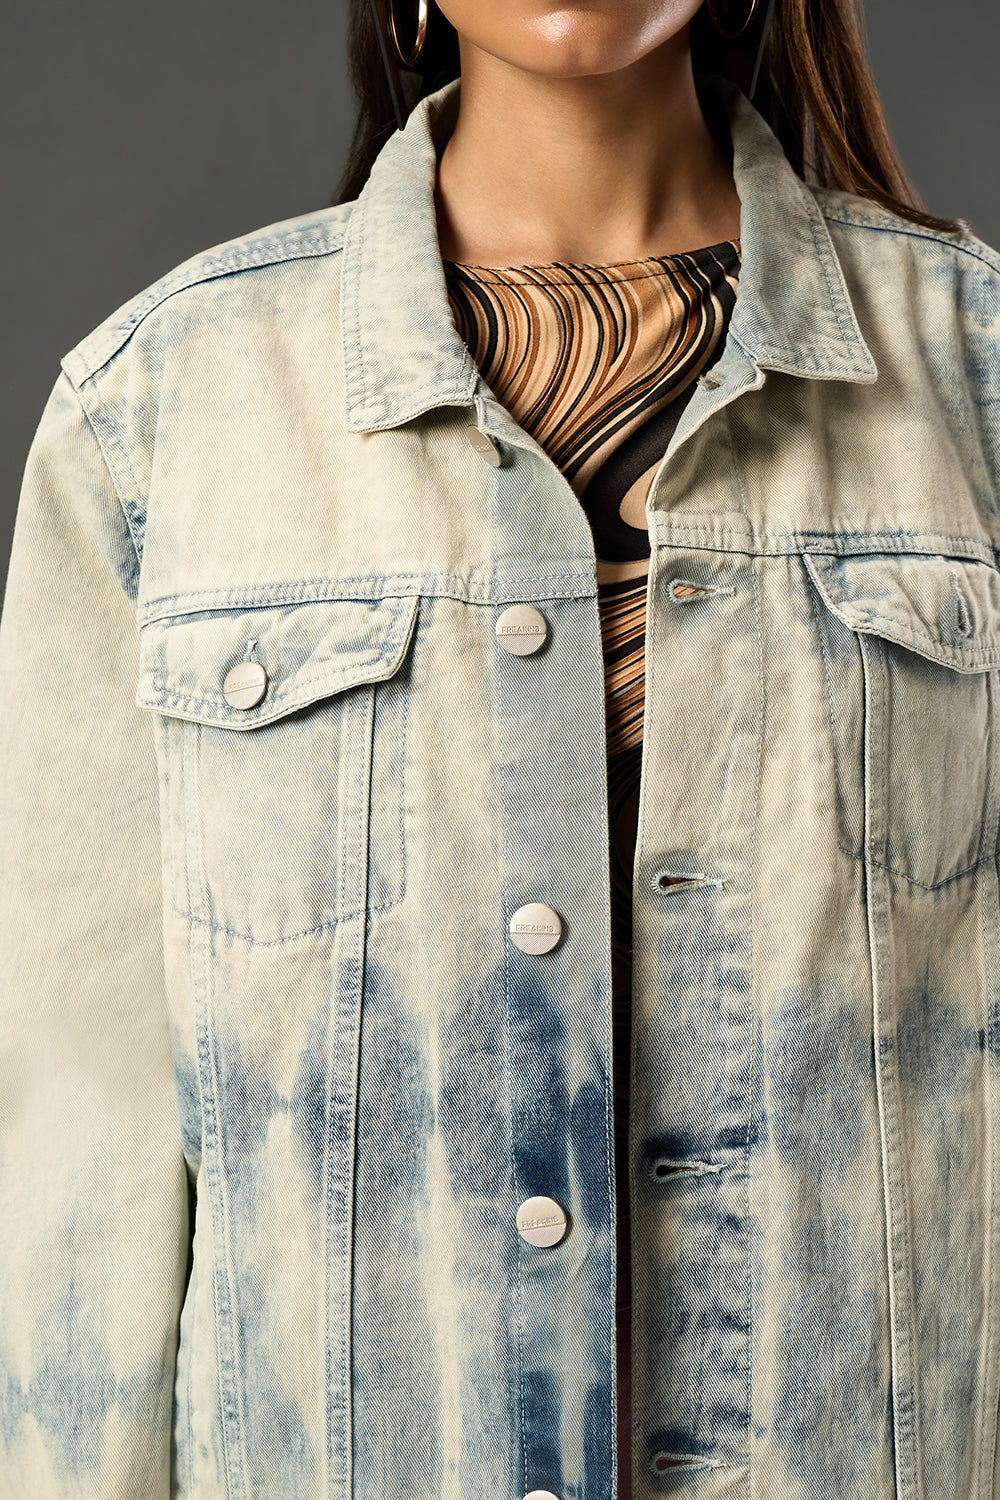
332 0 969 237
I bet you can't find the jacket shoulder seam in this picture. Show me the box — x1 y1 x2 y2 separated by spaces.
61 216 349 388
813 193 1000 278
60 371 143 602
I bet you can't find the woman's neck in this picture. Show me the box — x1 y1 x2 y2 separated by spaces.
433 34 741 268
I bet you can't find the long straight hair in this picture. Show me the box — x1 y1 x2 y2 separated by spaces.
332 0 968 237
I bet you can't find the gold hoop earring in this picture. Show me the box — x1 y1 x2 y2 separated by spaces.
386 0 429 69
705 0 759 39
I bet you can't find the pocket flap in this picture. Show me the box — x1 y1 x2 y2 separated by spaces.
136 594 420 727
801 552 1000 671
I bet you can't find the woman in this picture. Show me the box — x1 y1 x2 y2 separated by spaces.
1 0 997 1496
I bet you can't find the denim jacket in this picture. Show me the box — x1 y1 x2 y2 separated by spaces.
3 67 1000 1500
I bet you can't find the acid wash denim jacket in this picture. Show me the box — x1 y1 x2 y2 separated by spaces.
3 66 1000 1500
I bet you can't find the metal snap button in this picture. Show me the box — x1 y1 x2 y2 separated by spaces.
467 426 502 465
223 658 267 709
495 603 548 655
524 1491 562 1500
516 1196 568 1248
509 902 562 955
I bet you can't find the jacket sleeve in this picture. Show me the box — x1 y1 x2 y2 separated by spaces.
0 369 189 1498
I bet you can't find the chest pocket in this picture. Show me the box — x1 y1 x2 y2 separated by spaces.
136 593 420 944
802 550 1000 890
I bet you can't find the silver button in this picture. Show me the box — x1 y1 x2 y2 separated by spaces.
524 1492 561 1500
223 658 267 709
496 603 548 655
509 902 562 955
516 1196 568 1248
467 426 501 465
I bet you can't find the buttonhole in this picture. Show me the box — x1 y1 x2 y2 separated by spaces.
653 871 726 893
665 577 735 602
650 1452 721 1473
947 570 974 638
941 570 971 642
650 1158 725 1180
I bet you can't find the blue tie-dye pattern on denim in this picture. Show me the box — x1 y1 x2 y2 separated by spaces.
4 64 1000 1500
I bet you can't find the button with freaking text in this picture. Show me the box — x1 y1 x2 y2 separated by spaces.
495 603 548 655
516 1196 568 1248
467 426 502 465
508 902 562 955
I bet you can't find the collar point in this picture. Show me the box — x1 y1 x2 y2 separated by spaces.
750 345 879 386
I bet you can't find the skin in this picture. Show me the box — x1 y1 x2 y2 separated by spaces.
431 0 743 268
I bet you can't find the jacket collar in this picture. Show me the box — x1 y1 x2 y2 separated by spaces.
340 73 877 433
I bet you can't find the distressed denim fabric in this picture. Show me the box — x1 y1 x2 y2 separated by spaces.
3 67 1000 1500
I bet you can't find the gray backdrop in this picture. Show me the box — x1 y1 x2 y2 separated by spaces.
3 1 998 590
